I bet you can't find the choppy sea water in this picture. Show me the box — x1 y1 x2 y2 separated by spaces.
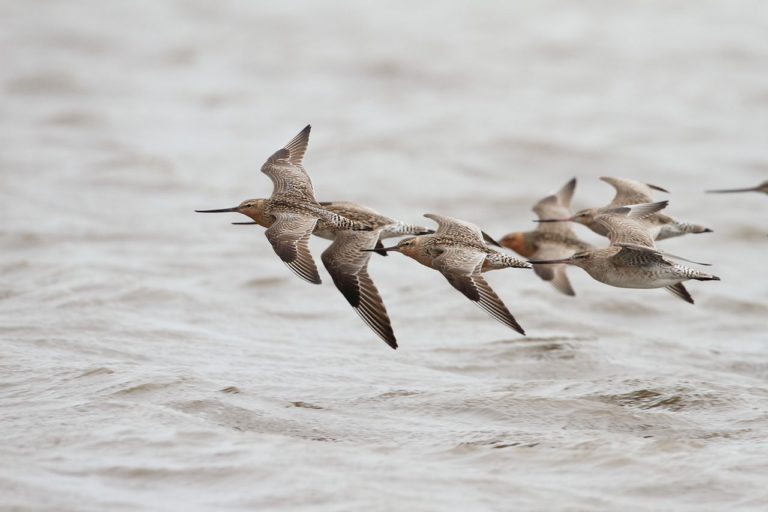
2 1 767 510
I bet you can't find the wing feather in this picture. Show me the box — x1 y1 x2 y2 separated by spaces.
321 230 397 349
264 213 321 284
261 126 316 201
433 247 525 334
424 214 484 245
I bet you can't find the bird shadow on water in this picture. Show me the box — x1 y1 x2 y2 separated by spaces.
435 336 596 358
426 336 599 377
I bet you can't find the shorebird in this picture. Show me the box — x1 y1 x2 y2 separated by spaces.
370 214 532 334
499 178 592 296
196 125 370 285
532 201 720 304
226 200 432 253
200 200 432 349
541 177 712 241
707 181 768 194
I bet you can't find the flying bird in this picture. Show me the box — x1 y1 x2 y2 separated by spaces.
197 125 370 285
539 177 712 241
500 178 592 296
532 201 719 304
370 214 531 334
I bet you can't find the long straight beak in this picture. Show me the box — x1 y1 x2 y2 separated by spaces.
534 217 573 223
706 187 759 194
528 258 572 264
361 246 399 253
232 221 258 225
195 206 240 213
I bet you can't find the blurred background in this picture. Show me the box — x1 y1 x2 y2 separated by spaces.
2 1 767 511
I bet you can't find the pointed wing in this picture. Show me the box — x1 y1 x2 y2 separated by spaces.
264 212 321 284
424 214 484 245
533 178 578 235
531 243 577 296
321 230 397 349
596 202 668 248
433 246 525 334
598 216 657 248
533 177 576 218
601 177 666 208
550 267 576 296
261 125 317 202
666 283 694 304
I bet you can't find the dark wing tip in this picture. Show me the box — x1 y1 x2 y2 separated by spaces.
666 283 694 304
482 231 502 247
287 261 322 284
280 124 312 165
647 183 670 193
374 240 389 257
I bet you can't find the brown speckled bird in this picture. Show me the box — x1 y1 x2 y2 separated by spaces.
197 125 370 285
372 214 531 334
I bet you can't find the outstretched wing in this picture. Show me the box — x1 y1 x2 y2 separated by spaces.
596 201 668 248
601 177 667 208
264 212 321 284
424 213 485 245
531 243 576 296
534 178 577 235
261 125 317 202
321 230 397 349
666 282 694 304
433 246 525 334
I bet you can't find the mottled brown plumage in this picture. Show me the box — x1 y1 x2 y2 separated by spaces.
199 198 430 350
374 214 531 334
198 125 370 285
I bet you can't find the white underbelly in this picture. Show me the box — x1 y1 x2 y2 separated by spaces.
585 267 682 289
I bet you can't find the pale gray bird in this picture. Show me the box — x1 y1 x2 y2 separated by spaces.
532 201 719 304
541 177 712 241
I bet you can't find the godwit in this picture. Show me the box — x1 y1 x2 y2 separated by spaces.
499 178 592 296
370 214 531 334
208 200 431 349
196 125 369 285
706 181 768 194
542 177 712 241
228 201 432 254
532 201 719 304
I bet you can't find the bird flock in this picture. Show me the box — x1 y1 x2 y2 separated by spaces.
197 125 765 350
